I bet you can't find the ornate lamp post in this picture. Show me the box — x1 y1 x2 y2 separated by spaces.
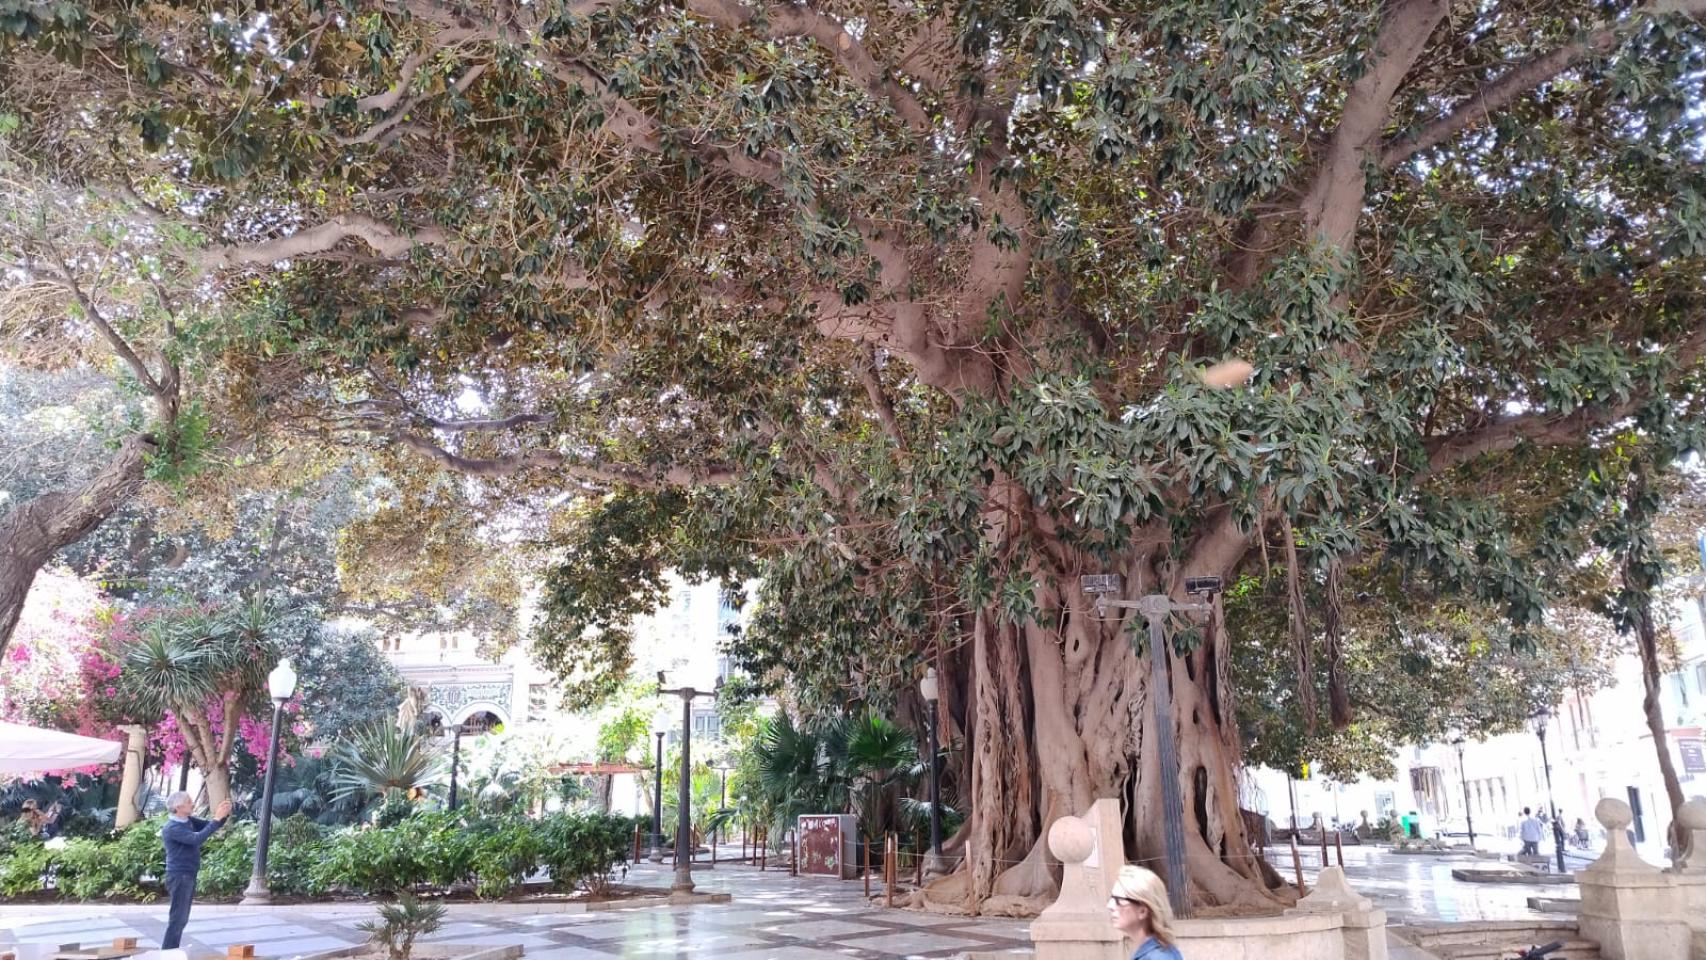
657 671 722 895
1452 736 1476 849
241 658 297 904
1529 707 1567 873
650 730 666 863
717 762 731 849
1086 573 1221 920
447 721 467 812
919 667 943 864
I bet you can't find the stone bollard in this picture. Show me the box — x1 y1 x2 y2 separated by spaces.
1667 799 1706 960
1576 798 1689 960
1287 866 1388 960
1670 798 1706 874
1032 799 1127 960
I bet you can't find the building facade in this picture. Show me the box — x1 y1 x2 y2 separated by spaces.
1247 593 1706 859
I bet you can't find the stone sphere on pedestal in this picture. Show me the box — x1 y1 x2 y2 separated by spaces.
1676 798 1706 831
1595 797 1633 831
1049 815 1095 865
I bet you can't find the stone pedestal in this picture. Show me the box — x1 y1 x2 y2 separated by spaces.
1033 799 1127 960
1287 866 1388 960
1576 798 1689 960
114 724 148 829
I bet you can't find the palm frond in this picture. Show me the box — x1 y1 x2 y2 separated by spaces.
330 724 447 801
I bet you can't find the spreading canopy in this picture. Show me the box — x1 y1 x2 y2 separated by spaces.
4 0 1706 912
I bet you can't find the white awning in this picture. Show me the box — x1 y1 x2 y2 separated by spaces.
0 720 123 775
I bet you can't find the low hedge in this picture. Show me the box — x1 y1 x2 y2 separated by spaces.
0 810 642 902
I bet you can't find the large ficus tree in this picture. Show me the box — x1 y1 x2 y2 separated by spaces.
4 0 1706 913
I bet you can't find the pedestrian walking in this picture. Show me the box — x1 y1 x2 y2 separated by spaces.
1519 807 1544 855
160 791 232 950
1107 865 1183 960
1573 817 1590 849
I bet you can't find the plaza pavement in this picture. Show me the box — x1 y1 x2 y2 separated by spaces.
0 843 1599 959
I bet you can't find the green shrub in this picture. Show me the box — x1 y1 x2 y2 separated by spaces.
0 840 50 896
54 837 124 900
274 814 325 848
0 809 634 902
463 815 540 899
538 812 634 895
311 812 470 895
107 819 167 899
197 823 256 897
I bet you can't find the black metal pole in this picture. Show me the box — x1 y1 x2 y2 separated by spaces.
1537 726 1565 873
651 731 665 862
448 726 462 812
1142 597 1192 919
674 693 694 893
719 767 728 849
927 698 942 859
1455 741 1476 848
241 698 287 904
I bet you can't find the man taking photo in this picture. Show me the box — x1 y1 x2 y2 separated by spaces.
160 791 233 951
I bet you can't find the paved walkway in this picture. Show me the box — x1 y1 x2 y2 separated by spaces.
0 860 1033 960
1295 845 1572 924
0 842 1611 959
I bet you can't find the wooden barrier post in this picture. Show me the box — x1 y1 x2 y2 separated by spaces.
885 834 896 907
915 842 923 886
1289 835 1306 893
1334 831 1344 867
1320 830 1329 869
760 826 768 871
790 829 798 876
633 823 642 863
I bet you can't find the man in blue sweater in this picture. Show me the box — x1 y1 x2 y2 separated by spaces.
160 791 233 950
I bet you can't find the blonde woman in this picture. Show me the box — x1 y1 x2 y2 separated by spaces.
1107 865 1183 960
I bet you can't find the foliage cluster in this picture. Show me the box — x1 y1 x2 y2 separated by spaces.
0 810 641 901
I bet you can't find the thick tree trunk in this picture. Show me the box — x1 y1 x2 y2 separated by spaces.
0 434 155 659
913 549 1292 916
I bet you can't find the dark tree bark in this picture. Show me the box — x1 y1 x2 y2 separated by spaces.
0 434 156 659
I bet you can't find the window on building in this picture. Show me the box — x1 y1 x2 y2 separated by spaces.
692 712 722 741
1672 672 1690 707
1695 662 1706 694
528 684 549 721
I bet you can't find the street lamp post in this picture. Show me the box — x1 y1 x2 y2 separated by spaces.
658 672 722 895
1452 737 1476 849
919 667 943 865
1530 708 1567 873
651 731 666 863
241 658 297 905
448 723 465 812
717 763 730 849
1085 574 1220 920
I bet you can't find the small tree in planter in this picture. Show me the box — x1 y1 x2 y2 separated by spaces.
357 894 445 960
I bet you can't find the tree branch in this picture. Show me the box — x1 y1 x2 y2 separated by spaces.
389 430 740 487
1382 0 1706 168
41 250 173 417
196 213 449 269
683 0 936 141
1422 325 1706 474
1299 0 1450 245
855 347 909 451
420 412 558 433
